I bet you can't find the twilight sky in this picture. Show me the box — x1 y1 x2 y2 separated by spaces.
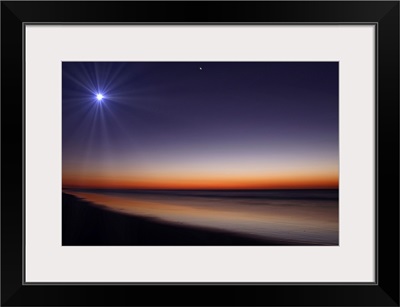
62 62 338 189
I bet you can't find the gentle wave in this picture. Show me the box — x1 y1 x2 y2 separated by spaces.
63 189 339 245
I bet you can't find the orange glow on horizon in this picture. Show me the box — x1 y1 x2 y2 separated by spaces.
62 172 338 190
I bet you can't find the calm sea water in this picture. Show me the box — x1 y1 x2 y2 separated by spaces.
63 189 339 245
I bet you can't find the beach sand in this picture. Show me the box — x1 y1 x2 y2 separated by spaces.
62 192 308 246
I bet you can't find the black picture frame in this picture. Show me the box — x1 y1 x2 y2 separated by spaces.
1 1 399 306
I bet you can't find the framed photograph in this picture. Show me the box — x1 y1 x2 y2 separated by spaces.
1 1 399 306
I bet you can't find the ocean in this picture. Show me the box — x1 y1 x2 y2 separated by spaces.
63 188 339 245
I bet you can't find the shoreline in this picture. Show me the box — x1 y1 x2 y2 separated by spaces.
62 192 321 246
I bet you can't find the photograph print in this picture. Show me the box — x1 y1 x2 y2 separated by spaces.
62 62 339 246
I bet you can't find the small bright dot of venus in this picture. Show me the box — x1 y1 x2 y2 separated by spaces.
97 94 103 101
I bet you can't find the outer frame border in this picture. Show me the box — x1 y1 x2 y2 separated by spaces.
1 1 399 306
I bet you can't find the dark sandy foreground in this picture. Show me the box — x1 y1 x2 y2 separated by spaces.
62 192 306 246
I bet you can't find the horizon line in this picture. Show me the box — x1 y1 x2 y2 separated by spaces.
62 186 339 191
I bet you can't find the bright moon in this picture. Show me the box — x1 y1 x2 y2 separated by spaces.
96 94 104 101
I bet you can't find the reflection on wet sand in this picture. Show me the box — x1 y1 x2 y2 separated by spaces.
64 189 338 245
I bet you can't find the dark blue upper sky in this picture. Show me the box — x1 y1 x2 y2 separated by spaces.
62 62 338 189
